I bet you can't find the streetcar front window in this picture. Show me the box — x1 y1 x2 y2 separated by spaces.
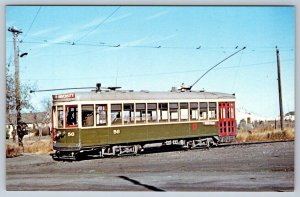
82 105 94 127
208 102 217 119
136 103 146 123
57 106 64 128
123 103 134 124
66 105 78 127
158 103 168 122
147 103 157 122
180 102 188 121
169 103 179 121
96 104 107 126
111 104 122 125
190 102 199 120
200 102 208 120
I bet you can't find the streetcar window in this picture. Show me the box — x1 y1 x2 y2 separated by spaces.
200 102 208 120
158 103 168 122
209 102 217 119
136 103 146 123
147 103 157 122
82 105 94 127
180 102 188 121
96 104 107 126
66 105 78 127
111 104 122 125
169 103 179 121
190 102 198 120
57 106 64 128
123 103 134 124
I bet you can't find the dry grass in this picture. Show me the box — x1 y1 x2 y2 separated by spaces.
23 138 54 154
6 127 294 158
6 137 53 158
6 143 21 158
236 127 294 143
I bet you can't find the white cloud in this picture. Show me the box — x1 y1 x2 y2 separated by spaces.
151 33 178 43
51 33 74 43
79 17 106 30
121 37 150 46
30 27 60 37
146 11 169 20
76 12 131 35
28 33 75 53
106 13 132 23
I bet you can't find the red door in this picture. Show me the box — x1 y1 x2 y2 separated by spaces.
218 102 236 138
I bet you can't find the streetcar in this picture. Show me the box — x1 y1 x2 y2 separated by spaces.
51 84 236 160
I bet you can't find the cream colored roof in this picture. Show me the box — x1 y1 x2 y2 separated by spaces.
53 90 235 102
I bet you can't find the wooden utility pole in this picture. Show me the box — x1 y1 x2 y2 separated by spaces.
276 47 284 131
8 26 23 134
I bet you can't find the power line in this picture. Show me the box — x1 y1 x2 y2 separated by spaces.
23 6 41 41
75 6 121 43
7 39 294 54
22 59 294 82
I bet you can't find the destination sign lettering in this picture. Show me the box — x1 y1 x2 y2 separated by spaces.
53 93 75 100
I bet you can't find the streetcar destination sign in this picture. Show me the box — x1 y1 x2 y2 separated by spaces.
52 93 75 100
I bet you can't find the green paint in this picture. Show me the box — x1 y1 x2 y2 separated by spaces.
54 122 218 149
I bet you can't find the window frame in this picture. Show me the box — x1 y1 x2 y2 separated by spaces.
65 105 78 128
96 104 108 126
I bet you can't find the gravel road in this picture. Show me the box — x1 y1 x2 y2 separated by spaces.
6 141 294 191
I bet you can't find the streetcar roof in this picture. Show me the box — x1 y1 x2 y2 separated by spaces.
53 90 235 102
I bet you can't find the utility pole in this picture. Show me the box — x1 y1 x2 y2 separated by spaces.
276 47 284 131
8 26 23 142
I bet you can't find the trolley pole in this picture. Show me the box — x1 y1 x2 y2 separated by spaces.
276 47 284 131
8 27 23 132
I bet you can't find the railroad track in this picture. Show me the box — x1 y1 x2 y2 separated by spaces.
52 139 294 161
219 139 294 148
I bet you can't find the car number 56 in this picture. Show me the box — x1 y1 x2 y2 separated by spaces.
67 132 75 137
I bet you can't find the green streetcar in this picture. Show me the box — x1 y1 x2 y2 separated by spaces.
51 86 236 160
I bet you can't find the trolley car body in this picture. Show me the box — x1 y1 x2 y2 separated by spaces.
51 90 236 159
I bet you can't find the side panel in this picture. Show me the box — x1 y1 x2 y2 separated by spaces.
80 122 219 146
81 127 109 147
53 122 219 150
53 128 81 151
218 102 236 137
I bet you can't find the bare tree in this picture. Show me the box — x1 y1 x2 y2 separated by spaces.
6 63 34 145
6 64 16 141
37 97 52 138
41 97 52 124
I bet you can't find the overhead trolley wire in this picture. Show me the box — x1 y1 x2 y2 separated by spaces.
6 39 294 53
74 6 121 43
23 6 41 41
22 59 294 82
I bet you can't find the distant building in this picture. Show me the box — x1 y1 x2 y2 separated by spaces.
284 111 295 121
6 112 52 139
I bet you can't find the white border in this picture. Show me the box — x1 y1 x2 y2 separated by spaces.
1 1 298 197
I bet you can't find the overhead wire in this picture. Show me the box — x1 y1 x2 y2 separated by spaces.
22 59 294 82
7 39 294 54
23 6 42 41
75 6 121 43
7 33 296 52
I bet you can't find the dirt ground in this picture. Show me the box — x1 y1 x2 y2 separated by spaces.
6 141 294 191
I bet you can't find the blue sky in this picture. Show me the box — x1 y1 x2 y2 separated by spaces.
6 6 295 118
